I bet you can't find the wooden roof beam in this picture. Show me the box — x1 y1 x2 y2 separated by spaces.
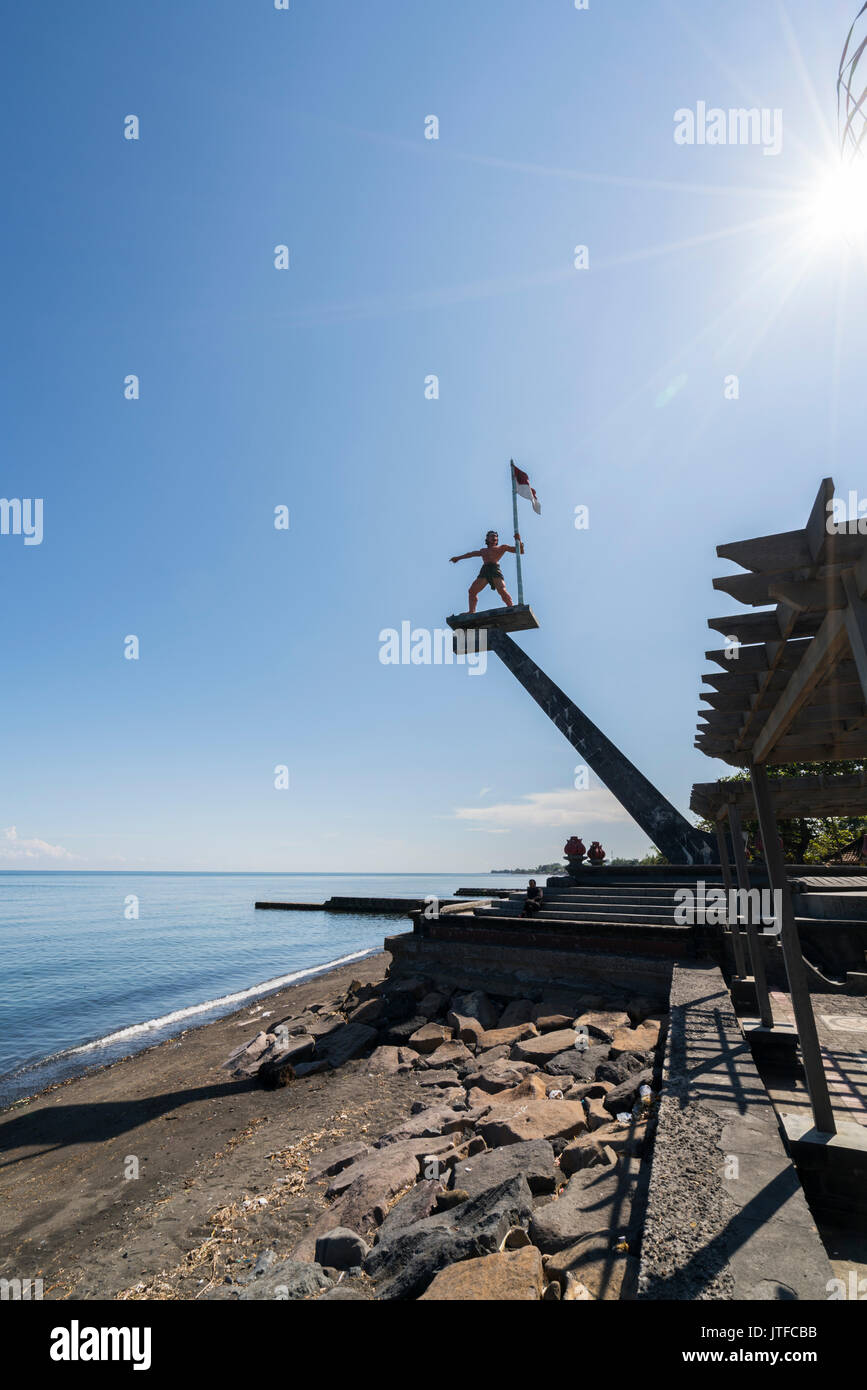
752 609 851 763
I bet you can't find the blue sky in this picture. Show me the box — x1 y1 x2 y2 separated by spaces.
2 0 866 871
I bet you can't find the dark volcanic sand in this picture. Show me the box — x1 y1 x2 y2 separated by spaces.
0 951 418 1300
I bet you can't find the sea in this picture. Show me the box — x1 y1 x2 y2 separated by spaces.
0 871 531 1107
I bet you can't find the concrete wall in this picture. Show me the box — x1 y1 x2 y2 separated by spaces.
384 929 673 1002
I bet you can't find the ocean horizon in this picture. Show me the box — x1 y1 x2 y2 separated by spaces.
0 871 531 1107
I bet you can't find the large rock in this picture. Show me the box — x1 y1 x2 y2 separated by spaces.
533 996 583 1032
258 1034 317 1088
512 1029 580 1064
545 1237 635 1300
348 998 384 1027
364 1176 534 1300
573 1009 631 1044
497 999 536 1028
477 1099 587 1149
422 1041 474 1070
315 1281 375 1301
314 1228 369 1270
626 997 667 1025
595 1054 646 1086
559 1136 618 1175
584 1096 611 1131
451 1139 559 1197
544 1045 609 1080
477 1023 539 1051
562 1080 613 1102
416 1068 461 1088
382 1015 429 1046
418 1245 544 1301
413 1087 466 1111
293 1059 330 1078
238 1259 333 1300
306 1141 369 1184
222 1029 271 1076
609 1019 662 1057
465 1086 498 1111
380 981 425 1022
326 1136 456 1200
463 1059 537 1093
529 1161 640 1254
376 1179 444 1239
271 1011 342 1040
602 1068 653 1116
446 1012 486 1046
316 1022 378 1068
586 1119 647 1159
366 1045 414 1075
493 1073 550 1105
417 991 448 1019
471 1045 511 1070
409 1023 453 1054
378 1106 475 1146
450 991 499 1031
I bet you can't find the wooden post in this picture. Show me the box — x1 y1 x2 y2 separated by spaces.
715 813 747 977
727 801 773 1029
749 765 836 1134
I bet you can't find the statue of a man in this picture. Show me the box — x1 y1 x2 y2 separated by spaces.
450 529 524 614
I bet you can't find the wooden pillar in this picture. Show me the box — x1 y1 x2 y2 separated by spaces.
727 801 773 1029
715 813 747 976
749 765 836 1135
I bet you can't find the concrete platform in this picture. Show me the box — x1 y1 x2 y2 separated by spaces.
254 895 490 915
638 962 835 1300
782 1114 867 1227
761 990 867 1130
743 1021 801 1070
446 604 538 632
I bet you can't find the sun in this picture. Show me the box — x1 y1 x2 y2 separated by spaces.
803 161 867 249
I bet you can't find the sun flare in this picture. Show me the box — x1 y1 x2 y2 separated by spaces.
803 161 867 248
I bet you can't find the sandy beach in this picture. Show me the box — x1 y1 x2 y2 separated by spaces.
0 951 407 1300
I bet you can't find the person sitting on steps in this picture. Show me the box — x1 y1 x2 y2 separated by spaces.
522 878 543 917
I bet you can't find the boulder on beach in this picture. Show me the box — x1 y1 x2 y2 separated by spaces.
418 1245 545 1301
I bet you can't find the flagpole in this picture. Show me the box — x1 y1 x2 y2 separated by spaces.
510 459 524 605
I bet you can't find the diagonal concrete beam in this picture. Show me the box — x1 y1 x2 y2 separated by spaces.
487 630 715 865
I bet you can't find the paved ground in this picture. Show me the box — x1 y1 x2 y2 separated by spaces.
765 990 867 1128
745 991 867 1287
638 963 836 1300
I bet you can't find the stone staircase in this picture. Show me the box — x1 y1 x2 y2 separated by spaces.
472 879 718 930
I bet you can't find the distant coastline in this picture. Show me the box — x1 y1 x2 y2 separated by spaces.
491 863 564 874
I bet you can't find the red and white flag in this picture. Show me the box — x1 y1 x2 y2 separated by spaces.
511 462 541 515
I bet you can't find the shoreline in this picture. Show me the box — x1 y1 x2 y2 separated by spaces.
0 946 385 1114
0 949 398 1299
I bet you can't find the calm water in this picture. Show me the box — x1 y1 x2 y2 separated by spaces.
0 872 529 1106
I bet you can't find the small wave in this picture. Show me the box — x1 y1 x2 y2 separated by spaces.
61 946 379 1056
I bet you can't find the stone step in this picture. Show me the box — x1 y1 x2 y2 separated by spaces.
476 898 681 914
541 893 685 907
453 913 695 951
544 889 694 900
473 906 683 926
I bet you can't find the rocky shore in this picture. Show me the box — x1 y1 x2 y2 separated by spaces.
213 966 667 1301
0 952 665 1302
